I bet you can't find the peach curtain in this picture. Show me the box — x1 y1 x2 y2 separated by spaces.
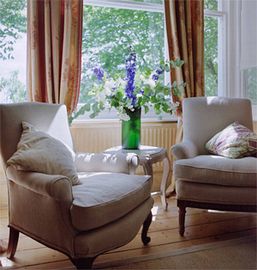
165 0 204 141
164 0 204 194
27 0 83 114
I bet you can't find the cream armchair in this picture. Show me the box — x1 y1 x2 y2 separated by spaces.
0 102 153 269
171 97 257 236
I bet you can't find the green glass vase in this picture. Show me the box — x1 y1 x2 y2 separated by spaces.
122 107 141 149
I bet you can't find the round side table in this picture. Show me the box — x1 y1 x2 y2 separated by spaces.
105 145 170 210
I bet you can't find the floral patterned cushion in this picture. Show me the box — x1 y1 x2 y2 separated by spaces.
205 122 257 159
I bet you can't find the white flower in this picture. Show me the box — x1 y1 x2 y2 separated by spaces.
146 77 156 88
117 78 126 88
118 111 130 121
139 74 145 81
127 105 135 111
104 79 116 95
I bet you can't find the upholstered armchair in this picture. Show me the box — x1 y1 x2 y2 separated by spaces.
0 102 153 269
171 97 257 236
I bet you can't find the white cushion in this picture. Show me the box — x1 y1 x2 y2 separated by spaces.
71 172 152 231
7 121 80 185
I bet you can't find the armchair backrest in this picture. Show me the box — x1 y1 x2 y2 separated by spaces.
0 102 74 168
183 97 253 155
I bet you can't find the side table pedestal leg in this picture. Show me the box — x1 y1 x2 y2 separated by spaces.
160 156 170 211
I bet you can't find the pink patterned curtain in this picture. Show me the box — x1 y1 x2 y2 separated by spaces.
27 0 83 114
165 0 204 117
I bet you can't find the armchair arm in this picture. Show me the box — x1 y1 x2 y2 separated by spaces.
6 166 73 202
171 140 199 160
75 152 139 174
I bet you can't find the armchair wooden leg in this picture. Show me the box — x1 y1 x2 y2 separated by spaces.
7 227 19 259
141 211 152 245
70 257 96 269
179 206 186 236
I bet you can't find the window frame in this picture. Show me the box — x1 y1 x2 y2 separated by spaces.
84 0 164 12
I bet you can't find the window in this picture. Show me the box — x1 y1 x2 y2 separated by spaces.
0 0 27 103
204 0 225 96
78 0 227 121
78 0 165 120
1 0 255 120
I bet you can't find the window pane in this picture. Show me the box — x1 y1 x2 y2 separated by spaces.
243 67 257 105
0 0 27 103
204 16 218 96
79 5 164 119
204 0 218 11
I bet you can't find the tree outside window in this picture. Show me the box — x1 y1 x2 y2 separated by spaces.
0 0 27 103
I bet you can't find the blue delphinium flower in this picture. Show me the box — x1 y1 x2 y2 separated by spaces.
125 51 137 107
152 74 159 81
156 68 164 75
93 67 104 81
152 67 164 81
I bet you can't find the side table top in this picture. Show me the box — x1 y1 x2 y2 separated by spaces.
105 145 167 161
105 145 163 153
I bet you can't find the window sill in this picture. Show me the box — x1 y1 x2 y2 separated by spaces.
70 117 178 128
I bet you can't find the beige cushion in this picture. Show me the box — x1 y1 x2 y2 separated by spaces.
71 172 152 231
7 122 80 185
174 155 257 187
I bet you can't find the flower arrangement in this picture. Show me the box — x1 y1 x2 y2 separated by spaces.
69 49 184 123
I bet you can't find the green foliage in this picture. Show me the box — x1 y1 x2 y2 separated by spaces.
204 0 218 10
0 0 26 60
204 7 218 96
0 71 26 103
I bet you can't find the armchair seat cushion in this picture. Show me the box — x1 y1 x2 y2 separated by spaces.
71 172 152 231
174 155 257 188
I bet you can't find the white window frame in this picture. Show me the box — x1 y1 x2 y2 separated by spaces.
84 0 163 12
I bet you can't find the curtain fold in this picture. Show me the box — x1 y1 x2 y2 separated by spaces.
165 0 204 115
164 0 204 193
27 0 83 114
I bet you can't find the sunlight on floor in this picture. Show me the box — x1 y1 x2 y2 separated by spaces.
0 256 14 267
151 205 160 221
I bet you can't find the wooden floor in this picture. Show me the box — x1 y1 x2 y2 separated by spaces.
0 195 256 269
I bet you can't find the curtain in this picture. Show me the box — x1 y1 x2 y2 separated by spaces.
165 0 204 124
27 0 83 115
164 0 204 193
